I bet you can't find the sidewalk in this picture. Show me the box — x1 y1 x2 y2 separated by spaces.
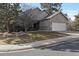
0 32 79 52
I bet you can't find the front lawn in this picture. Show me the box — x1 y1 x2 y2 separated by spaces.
0 31 69 45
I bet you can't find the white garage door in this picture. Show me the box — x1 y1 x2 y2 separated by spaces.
52 23 67 31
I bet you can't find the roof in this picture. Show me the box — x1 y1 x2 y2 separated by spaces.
45 11 69 21
16 8 48 26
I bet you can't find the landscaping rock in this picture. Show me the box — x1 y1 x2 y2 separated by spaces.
15 31 26 36
3 32 16 38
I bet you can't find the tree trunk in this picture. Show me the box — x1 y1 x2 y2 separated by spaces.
25 26 27 32
6 21 12 33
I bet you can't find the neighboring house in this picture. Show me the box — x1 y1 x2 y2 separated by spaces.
14 8 69 32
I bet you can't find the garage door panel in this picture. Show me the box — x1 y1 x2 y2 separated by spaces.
52 23 66 31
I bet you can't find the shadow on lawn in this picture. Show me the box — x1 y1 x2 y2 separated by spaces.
35 38 79 52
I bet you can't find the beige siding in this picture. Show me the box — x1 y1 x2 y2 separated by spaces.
50 13 68 23
39 20 52 31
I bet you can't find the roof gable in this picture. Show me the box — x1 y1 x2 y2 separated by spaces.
46 11 69 21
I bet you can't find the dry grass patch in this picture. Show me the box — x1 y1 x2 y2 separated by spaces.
0 31 69 45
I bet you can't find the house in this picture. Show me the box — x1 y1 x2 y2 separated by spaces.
14 8 69 32
14 8 48 32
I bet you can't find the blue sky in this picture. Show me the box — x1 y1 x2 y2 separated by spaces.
21 3 79 21
62 3 79 20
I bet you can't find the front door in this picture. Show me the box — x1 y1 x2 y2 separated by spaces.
33 22 39 30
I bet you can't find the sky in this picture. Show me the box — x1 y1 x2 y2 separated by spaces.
62 3 79 21
21 3 79 21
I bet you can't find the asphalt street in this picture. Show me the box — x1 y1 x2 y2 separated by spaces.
0 48 79 56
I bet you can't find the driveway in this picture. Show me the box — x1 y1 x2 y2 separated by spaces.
35 37 79 53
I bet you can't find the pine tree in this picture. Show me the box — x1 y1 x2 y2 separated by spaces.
0 3 22 32
40 3 62 15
